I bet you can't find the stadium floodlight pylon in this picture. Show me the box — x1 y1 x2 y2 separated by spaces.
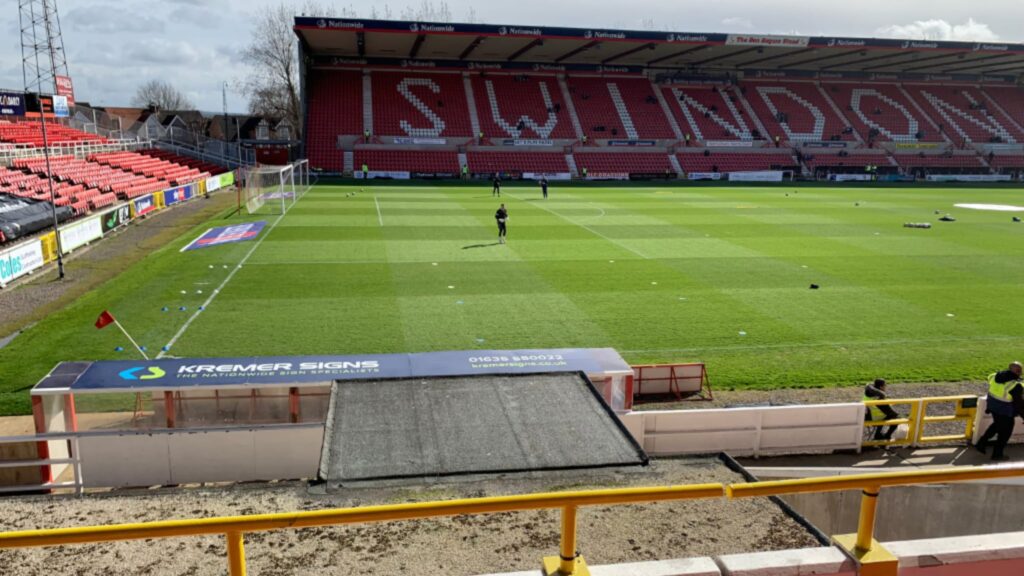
240 160 311 216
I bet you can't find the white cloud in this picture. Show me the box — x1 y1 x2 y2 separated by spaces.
722 17 753 30
877 18 1000 42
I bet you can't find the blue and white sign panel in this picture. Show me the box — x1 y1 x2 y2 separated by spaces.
52 95 70 118
182 221 267 251
36 349 628 392
163 184 196 207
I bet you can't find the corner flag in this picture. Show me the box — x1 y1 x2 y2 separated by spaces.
94 310 149 360
95 310 116 329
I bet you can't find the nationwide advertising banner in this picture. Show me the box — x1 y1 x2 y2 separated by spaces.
61 349 609 390
58 215 102 252
0 91 26 117
182 221 267 251
0 240 45 286
100 205 132 234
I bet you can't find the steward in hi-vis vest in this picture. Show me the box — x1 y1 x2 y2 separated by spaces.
863 379 899 442
976 362 1024 461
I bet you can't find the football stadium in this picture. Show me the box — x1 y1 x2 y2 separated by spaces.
1 2 1024 575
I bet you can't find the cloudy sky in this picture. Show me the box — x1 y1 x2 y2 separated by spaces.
2 0 1022 112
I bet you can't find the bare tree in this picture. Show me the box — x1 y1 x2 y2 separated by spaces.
241 1 459 139
241 2 341 139
132 80 194 111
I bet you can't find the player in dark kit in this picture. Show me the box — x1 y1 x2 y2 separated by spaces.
495 203 508 244
540 177 548 199
492 173 501 197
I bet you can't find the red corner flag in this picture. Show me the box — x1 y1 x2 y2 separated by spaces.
95 310 116 330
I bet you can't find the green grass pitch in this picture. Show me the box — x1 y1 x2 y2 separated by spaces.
2 182 1023 415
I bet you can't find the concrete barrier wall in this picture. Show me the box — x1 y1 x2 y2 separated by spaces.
781 484 1024 542
78 425 324 488
620 404 864 457
475 534 1024 576
887 531 1024 575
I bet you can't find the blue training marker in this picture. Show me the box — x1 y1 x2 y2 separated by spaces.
140 346 147 352
114 346 124 352
161 307 169 312
179 306 187 311
162 346 170 352
199 306 205 311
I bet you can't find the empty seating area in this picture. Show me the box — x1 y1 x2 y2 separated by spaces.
568 77 674 141
0 165 112 215
471 75 576 140
905 85 1023 144
894 154 987 172
14 156 169 200
677 152 798 173
90 152 206 185
354 149 460 174
467 152 569 175
372 72 473 138
306 69 363 171
744 81 854 143
982 86 1024 131
825 83 942 144
0 121 107 147
988 155 1024 170
804 154 896 174
574 152 673 175
663 85 757 143
139 149 227 176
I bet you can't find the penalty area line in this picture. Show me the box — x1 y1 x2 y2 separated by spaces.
374 196 384 226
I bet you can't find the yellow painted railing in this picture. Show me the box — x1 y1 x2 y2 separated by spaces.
862 395 977 448
1 465 1023 576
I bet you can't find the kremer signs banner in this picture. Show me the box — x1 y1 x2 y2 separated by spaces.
48 349 621 391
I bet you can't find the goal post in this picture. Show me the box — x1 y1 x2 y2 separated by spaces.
241 164 297 215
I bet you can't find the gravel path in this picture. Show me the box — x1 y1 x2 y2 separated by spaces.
0 192 236 341
0 458 819 576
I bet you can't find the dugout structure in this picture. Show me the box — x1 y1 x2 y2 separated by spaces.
27 348 635 489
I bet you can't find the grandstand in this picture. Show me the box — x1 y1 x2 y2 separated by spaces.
0 120 230 234
294 19 1024 181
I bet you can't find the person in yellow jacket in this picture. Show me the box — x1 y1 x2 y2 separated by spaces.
976 361 1024 461
864 378 899 441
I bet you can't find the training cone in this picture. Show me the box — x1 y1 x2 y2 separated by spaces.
114 346 124 352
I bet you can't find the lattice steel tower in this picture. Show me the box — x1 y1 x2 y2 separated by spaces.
19 0 70 95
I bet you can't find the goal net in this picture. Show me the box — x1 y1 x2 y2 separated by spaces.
241 162 305 215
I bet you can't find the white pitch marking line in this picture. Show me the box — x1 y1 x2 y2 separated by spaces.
374 196 384 226
505 193 649 259
157 183 311 356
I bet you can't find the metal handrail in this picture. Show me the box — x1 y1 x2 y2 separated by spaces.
862 395 977 448
1 466 1023 576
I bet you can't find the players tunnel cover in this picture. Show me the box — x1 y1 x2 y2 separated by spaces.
319 372 648 483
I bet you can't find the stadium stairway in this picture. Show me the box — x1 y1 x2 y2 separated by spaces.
557 76 586 141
